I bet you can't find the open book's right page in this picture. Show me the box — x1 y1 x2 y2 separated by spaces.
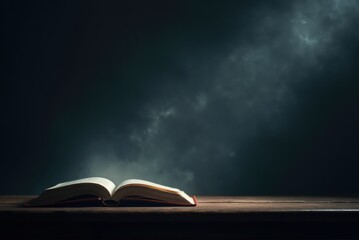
114 179 180 193
113 179 195 205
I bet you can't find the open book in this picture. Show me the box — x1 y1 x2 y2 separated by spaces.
25 177 197 207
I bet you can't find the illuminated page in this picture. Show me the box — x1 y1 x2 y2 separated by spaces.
47 177 116 195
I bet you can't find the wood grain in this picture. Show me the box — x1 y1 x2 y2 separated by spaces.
1 196 359 221
1 196 359 239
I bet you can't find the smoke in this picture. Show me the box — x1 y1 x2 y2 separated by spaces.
78 0 359 194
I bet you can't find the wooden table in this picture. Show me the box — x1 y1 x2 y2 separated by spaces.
1 196 359 239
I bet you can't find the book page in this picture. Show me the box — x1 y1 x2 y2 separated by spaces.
47 177 116 195
114 179 180 194
112 179 195 205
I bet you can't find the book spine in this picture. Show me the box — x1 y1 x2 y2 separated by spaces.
192 195 198 206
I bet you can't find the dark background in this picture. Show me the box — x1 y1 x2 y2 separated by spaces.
1 0 359 195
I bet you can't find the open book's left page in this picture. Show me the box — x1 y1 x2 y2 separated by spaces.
47 177 116 194
26 177 117 206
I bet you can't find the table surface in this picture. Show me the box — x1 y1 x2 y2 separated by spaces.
1 196 359 239
1 195 359 222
